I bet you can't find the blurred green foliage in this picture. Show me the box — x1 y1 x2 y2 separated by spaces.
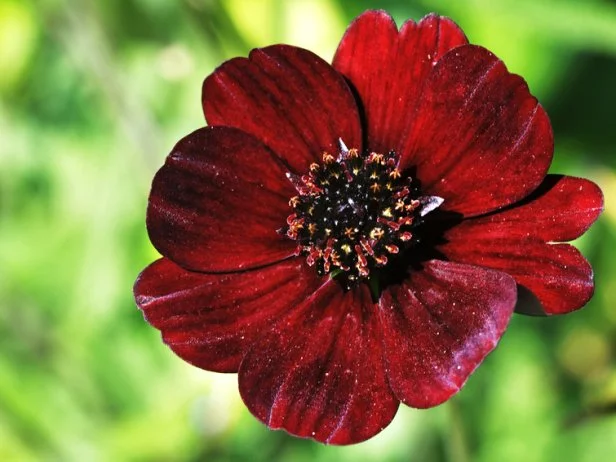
1 0 615 460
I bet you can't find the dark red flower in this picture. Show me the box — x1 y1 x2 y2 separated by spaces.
134 10 603 444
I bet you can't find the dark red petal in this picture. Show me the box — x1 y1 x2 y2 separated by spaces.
441 176 603 315
401 45 553 217
203 45 362 173
445 240 593 316
449 175 604 242
332 11 468 154
147 126 296 273
239 282 398 445
133 257 325 372
379 260 516 408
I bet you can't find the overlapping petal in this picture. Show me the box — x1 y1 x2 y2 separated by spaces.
333 11 468 154
378 260 516 408
239 281 398 444
442 175 603 314
203 45 362 173
147 126 296 272
134 257 325 372
401 45 553 217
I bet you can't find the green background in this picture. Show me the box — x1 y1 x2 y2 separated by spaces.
1 0 615 460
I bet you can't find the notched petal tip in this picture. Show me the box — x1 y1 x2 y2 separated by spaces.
333 8 468 157
443 174 603 315
346 9 397 27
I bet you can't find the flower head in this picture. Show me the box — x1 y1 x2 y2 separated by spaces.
134 10 603 444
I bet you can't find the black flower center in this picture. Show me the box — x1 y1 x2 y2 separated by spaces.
281 140 444 287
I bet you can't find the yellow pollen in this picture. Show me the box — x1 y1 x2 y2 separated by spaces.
322 152 335 164
368 152 384 164
389 169 401 179
370 227 385 240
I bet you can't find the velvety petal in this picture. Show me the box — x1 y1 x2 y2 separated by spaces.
239 282 398 445
447 175 604 242
400 45 553 217
332 11 468 154
379 260 516 408
133 257 325 372
445 241 593 316
441 176 603 314
147 126 296 272
202 45 362 173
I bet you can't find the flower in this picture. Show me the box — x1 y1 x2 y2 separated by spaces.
133 10 603 444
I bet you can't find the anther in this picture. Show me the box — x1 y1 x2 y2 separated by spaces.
282 146 443 284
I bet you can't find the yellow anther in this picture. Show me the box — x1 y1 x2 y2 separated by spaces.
389 168 401 179
370 227 385 240
322 152 335 164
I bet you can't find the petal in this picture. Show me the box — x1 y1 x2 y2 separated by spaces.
379 260 516 408
332 11 468 154
203 45 362 173
239 282 399 445
401 45 553 217
133 257 325 372
147 126 296 272
445 241 593 316
441 176 603 315
447 175 604 242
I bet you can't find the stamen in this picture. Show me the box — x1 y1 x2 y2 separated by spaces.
281 145 443 285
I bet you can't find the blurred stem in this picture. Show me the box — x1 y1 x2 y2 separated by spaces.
445 400 470 462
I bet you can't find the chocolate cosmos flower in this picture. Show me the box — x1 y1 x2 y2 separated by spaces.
134 10 603 444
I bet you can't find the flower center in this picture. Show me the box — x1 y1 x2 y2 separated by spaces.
281 140 443 286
